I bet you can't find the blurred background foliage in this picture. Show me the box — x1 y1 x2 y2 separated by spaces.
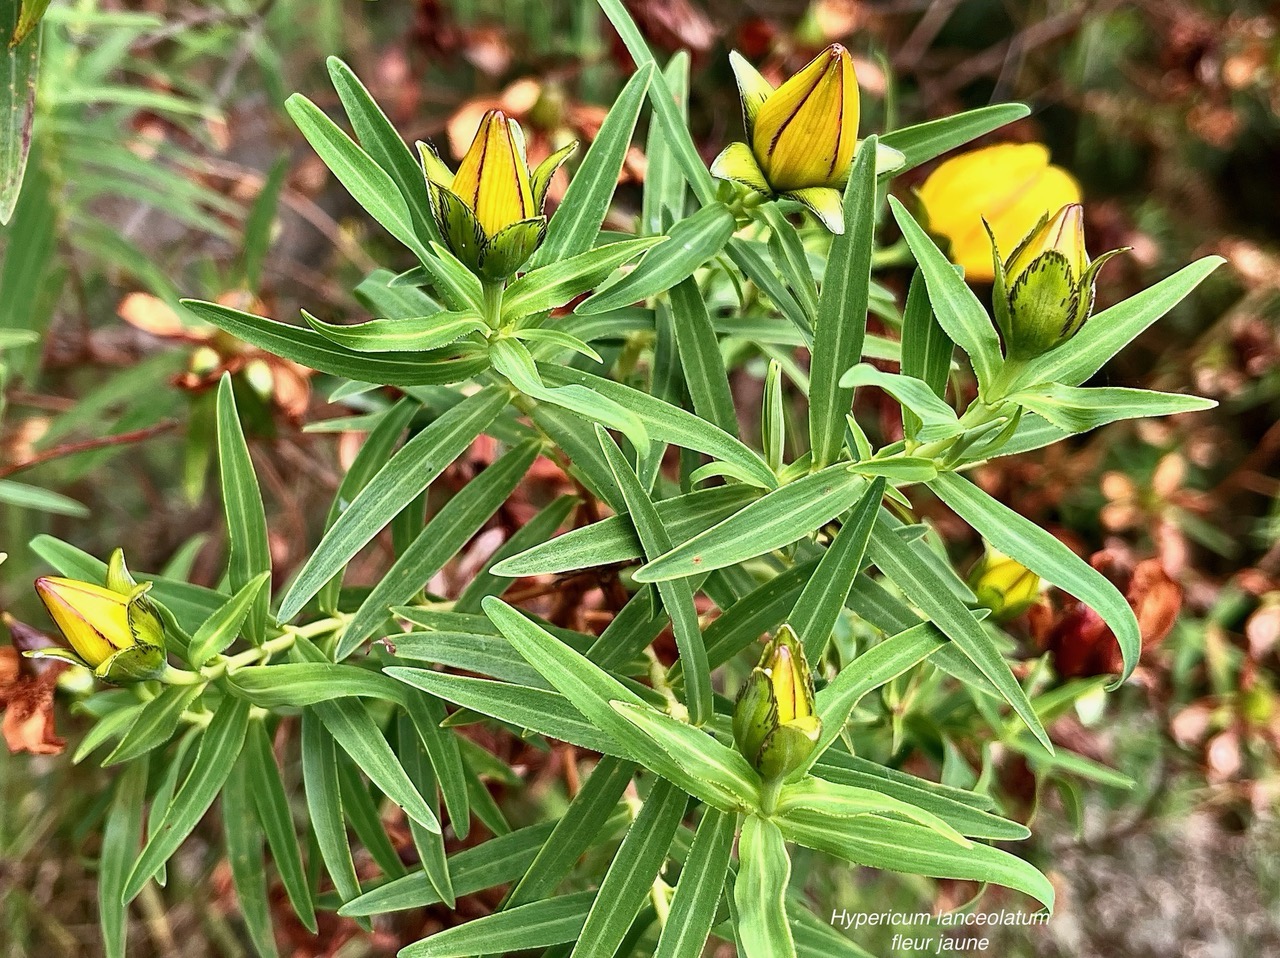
1 1 1278 956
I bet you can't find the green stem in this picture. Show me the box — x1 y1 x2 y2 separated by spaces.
482 279 505 329
758 776 785 817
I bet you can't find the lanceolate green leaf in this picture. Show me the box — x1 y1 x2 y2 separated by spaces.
502 236 664 320
1 0 39 226
122 697 252 903
300 712 362 909
576 202 737 315
889 197 1003 394
880 104 1031 173
223 753 279 958
899 270 953 438
277 386 507 622
642 52 691 236
183 299 489 387
669 276 738 437
598 426 712 725
99 760 147 958
931 471 1141 685
790 478 886 661
340 439 539 656
538 364 775 489
654 808 735 958
866 514 1051 749
736 816 795 958
303 308 486 353
401 891 597 958
102 683 203 766
216 375 272 643
810 136 878 467
840 364 961 442
634 466 866 582
571 778 687 957
285 93 429 261
1010 383 1216 434
530 65 654 268
185 571 272 666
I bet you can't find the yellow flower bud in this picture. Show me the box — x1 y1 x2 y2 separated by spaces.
30 551 168 683
422 111 576 279
969 550 1042 622
917 143 1081 282
733 625 821 780
993 203 1127 357
751 44 858 193
35 578 133 667
451 110 536 238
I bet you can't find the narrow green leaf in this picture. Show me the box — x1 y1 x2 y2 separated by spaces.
102 683 203 766
899 270 953 438
889 197 1002 394
122 697 252 902
654 808 734 958
181 299 489 387
634 466 866 582
0 0 39 225
839 364 961 442
395 713 454 907
790 477 885 661
530 65 654 268
539 364 776 490
810 138 878 466
239 156 288 290
223 753 279 958
931 472 1142 686
456 495 578 612
303 309 486 353
880 104 1031 173
244 720 316 932
1010 383 1216 434
669 276 738 437
867 513 1050 749
285 93 428 260
503 236 664 320
278 386 507 621
186 571 272 666
217 374 272 642
340 439 538 656
576 203 736 314
99 760 147 958
598 426 712 725
0 479 88 517
736 816 795 958
402 891 597 957
570 778 687 958
300 711 362 907
641 52 690 235
777 776 968 845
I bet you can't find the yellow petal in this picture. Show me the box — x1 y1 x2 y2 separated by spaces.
35 577 133 666
769 644 798 723
450 110 535 237
917 143 1081 281
752 44 858 192
1006 203 1088 282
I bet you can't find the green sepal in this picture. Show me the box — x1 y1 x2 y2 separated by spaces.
530 141 578 212
481 216 547 280
732 668 774 764
429 182 486 273
24 647 92 669
710 142 770 196
728 51 773 140
1067 247 1129 340
783 186 844 234
983 219 1014 351
417 140 454 191
105 549 137 594
125 585 167 650
756 716 823 781
94 643 167 683
1006 250 1078 358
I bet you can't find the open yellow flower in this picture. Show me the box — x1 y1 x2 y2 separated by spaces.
712 44 860 233
29 550 167 683
917 143 1081 281
421 109 576 279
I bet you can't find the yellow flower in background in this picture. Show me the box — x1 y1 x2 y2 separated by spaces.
713 44 864 233
969 549 1042 622
991 203 1128 357
917 143 1081 282
422 109 576 279
29 550 168 683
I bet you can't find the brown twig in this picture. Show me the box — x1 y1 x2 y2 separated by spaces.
0 420 179 479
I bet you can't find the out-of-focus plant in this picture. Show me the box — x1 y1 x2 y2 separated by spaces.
0 1 1241 956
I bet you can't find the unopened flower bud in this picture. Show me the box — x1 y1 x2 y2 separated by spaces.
733 625 822 780
969 549 1042 622
30 549 167 683
990 203 1127 358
